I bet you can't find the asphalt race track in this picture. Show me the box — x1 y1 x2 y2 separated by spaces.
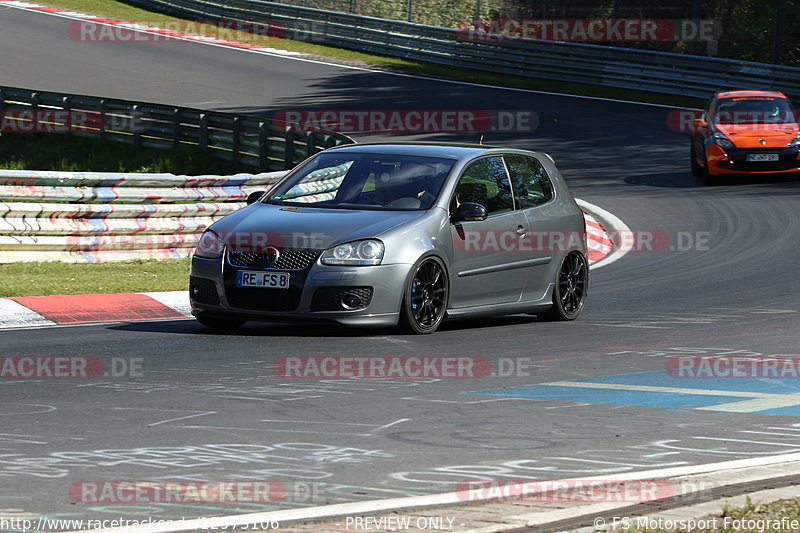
1 5 800 528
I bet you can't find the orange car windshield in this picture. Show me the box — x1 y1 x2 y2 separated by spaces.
711 97 797 125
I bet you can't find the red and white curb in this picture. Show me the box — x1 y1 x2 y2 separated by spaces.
0 291 191 329
0 211 616 330
577 198 629 269
0 0 304 57
585 211 612 263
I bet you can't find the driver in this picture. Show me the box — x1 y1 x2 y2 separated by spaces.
376 165 438 207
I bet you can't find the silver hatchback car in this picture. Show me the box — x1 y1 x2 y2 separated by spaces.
190 143 588 333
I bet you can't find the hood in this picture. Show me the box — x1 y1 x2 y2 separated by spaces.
209 203 426 250
714 123 799 149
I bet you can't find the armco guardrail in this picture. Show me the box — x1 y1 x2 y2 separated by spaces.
0 169 287 262
124 0 800 100
0 86 354 171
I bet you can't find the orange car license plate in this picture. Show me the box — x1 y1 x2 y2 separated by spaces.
746 153 779 162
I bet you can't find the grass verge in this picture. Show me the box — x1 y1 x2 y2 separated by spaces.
0 257 190 296
41 0 703 108
0 133 244 173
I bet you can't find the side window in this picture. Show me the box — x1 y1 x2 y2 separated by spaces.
451 156 514 217
504 154 554 209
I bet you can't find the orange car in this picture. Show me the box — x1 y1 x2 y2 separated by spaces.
690 90 800 185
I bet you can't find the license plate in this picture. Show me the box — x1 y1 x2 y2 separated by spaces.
746 153 779 162
236 271 290 288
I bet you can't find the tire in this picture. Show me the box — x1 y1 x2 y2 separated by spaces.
690 143 703 176
540 252 588 321
399 257 449 334
196 315 246 331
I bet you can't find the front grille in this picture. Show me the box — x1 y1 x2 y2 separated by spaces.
226 286 303 312
311 287 373 311
227 249 320 270
190 277 220 305
728 160 799 171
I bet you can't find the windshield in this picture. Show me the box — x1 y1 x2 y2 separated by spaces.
711 97 797 125
265 152 455 210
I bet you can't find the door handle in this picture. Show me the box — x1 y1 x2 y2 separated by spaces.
516 225 527 236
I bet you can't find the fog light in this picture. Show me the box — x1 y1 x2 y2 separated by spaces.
341 294 362 310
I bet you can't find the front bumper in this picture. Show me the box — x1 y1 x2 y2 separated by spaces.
707 145 800 175
190 255 412 327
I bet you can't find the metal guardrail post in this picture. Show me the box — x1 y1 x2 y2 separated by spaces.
99 99 107 142
173 107 182 148
307 131 318 158
62 96 72 138
284 128 295 168
258 121 270 172
199 113 209 149
232 116 242 166
132 104 142 150
30 92 40 115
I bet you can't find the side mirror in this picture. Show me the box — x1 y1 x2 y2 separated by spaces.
451 202 488 223
246 190 266 205
693 118 708 130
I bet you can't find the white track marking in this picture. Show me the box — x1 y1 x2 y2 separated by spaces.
372 418 410 432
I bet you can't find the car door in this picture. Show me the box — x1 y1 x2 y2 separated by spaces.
448 155 529 308
504 153 561 299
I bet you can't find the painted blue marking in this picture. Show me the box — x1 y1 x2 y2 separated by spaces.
580 370 800 395
466 370 800 416
755 405 800 417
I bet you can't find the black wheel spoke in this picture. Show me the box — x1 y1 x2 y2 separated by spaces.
414 302 426 322
568 292 578 311
423 264 434 284
406 260 447 331
570 256 582 276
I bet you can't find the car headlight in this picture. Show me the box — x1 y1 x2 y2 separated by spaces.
321 239 384 266
712 133 735 150
789 133 800 148
195 229 224 258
